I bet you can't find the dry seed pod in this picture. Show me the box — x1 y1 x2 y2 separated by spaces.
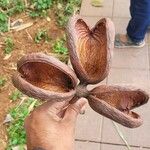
12 15 149 128
12 53 78 101
88 85 149 128
67 15 115 84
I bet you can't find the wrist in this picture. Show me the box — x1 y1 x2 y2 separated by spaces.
32 148 46 150
31 145 74 150
30 141 74 150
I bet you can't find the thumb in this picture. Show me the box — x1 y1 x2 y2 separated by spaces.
63 98 87 124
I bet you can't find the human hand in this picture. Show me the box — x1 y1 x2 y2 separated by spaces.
25 98 87 150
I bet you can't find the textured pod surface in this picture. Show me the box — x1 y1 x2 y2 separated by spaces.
67 15 115 84
88 85 149 128
11 15 149 128
12 53 78 101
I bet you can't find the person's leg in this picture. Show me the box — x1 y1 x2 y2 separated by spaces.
127 0 150 43
115 0 150 48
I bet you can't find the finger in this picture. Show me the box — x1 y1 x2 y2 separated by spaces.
69 96 86 114
63 98 88 123
80 105 86 114
37 99 70 114
47 100 69 115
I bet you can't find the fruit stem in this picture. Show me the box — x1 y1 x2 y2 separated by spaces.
75 83 89 98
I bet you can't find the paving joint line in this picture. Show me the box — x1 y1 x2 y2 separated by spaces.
80 15 112 19
75 139 150 149
78 1 150 149
80 15 130 19
100 117 104 150
111 66 149 71
112 0 115 18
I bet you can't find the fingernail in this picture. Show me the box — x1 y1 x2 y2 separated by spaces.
80 105 86 114
76 98 87 107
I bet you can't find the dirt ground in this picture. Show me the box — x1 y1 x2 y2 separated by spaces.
0 11 64 149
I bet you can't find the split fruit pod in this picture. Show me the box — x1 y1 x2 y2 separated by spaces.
67 15 115 84
12 53 78 101
88 85 149 128
12 15 149 128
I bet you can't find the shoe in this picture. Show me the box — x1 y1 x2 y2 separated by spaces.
91 0 103 7
115 34 145 48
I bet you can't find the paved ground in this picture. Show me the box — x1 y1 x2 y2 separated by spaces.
75 0 150 149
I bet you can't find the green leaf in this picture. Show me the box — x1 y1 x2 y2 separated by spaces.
0 76 7 87
7 98 41 149
34 29 50 43
0 12 8 32
9 90 22 101
52 36 68 55
54 0 81 27
4 37 14 54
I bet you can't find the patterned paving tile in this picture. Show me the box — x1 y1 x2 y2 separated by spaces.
113 0 130 18
112 46 149 70
101 68 150 147
102 110 150 148
107 68 150 89
75 141 100 150
101 144 142 150
75 104 103 142
80 0 113 17
79 0 150 148
113 18 130 34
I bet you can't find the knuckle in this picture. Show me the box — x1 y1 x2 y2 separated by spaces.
69 105 79 114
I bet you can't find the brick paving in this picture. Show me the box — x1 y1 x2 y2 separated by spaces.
75 0 150 149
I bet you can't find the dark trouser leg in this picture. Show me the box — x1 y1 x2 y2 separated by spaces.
127 0 150 43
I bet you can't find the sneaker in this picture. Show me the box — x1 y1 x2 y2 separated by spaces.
91 0 103 7
115 34 145 48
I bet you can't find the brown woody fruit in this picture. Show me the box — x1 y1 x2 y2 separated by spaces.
89 85 149 128
12 53 78 101
12 15 149 128
67 15 115 84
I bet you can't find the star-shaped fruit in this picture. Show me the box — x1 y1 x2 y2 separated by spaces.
12 15 149 128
